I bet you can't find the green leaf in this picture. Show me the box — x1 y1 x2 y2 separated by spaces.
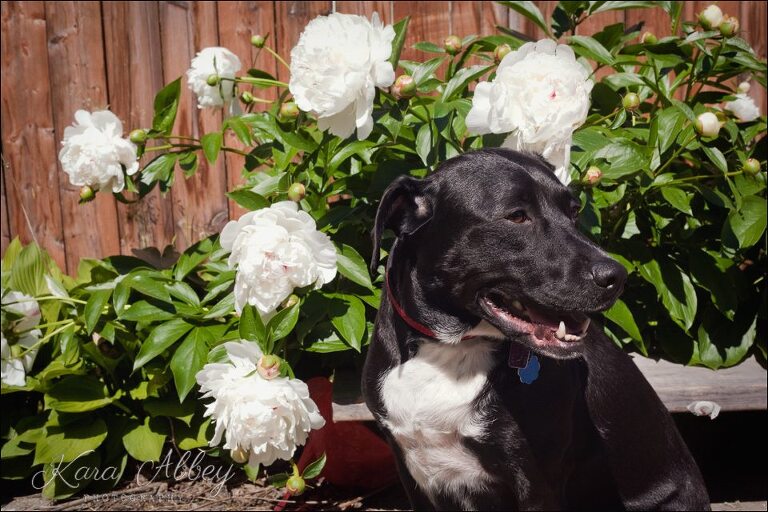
328 140 376 172
84 289 112 334
34 418 108 465
171 327 213 402
122 417 167 462
603 299 643 343
336 244 372 289
267 304 300 348
441 65 492 102
499 1 550 37
302 452 327 479
701 145 728 173
226 189 269 210
119 300 174 323
654 107 686 154
201 132 223 164
595 139 648 179
8 243 46 296
389 17 410 67
140 153 178 186
416 124 432 166
413 41 445 53
412 57 445 86
46 376 112 412
638 259 697 331
177 418 212 450
128 272 172 302
225 116 253 145
660 186 693 215
725 195 767 249
178 151 199 177
569 35 614 66
133 318 194 370
330 295 366 351
143 398 196 426
42 450 101 500
152 77 181 135
240 304 268 347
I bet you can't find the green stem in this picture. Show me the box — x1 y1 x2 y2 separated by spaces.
232 76 288 88
654 170 744 187
222 146 250 157
19 321 75 355
4 295 86 305
265 46 290 70
30 319 73 331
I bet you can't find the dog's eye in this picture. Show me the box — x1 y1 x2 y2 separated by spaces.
507 210 528 224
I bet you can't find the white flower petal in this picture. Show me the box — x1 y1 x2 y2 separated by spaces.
186 47 242 110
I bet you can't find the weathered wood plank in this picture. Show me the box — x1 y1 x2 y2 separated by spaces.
741 0 767 115
332 356 767 421
393 0 451 74
1 155 10 255
102 1 176 255
0 1 66 269
44 1 121 273
217 1 279 220
335 1 393 24
158 1 229 251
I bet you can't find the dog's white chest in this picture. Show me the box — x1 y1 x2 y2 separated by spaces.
380 340 497 503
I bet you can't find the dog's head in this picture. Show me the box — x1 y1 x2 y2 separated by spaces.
371 148 627 359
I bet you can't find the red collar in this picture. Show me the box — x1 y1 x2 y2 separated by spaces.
385 272 476 341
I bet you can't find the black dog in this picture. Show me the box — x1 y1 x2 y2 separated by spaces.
362 149 709 511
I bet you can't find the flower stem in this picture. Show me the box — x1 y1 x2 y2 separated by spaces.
19 321 75 355
4 295 86 306
654 170 744 187
265 46 290 70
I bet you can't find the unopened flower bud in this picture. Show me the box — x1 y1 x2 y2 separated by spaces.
240 91 254 104
737 81 751 93
287 183 305 202
391 75 416 98
695 112 721 137
584 166 603 185
10 344 23 359
279 101 300 119
206 74 220 87
286 475 306 496
257 354 281 380
719 15 739 37
444 35 462 55
250 34 266 48
129 129 148 144
79 185 95 203
699 4 723 30
622 92 640 111
494 43 512 63
641 32 658 44
743 158 761 176
231 446 249 463
281 294 299 309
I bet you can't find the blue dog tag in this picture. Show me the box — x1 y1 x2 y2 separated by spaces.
518 355 540 384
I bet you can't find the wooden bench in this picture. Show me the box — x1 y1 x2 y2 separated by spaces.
331 356 767 422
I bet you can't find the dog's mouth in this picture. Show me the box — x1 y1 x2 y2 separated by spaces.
479 292 590 349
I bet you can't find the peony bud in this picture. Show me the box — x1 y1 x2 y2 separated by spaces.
695 112 721 137
286 475 306 496
281 294 300 309
719 15 739 37
79 185 95 203
129 129 148 144
250 34 266 48
444 35 462 55
622 92 641 111
698 4 723 30
257 354 281 380
584 166 603 185
279 101 300 120
737 81 751 94
231 446 249 463
206 74 220 87
287 183 306 202
240 91 254 104
494 43 512 63
743 158 761 176
641 32 658 45
391 75 416 99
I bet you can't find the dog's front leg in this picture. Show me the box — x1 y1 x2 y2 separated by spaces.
582 330 711 511
378 428 437 511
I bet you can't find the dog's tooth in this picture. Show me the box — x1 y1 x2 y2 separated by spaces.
580 318 591 334
512 300 524 311
556 321 566 339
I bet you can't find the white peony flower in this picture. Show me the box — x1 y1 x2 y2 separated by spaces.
724 93 761 122
687 400 721 420
196 341 325 467
466 39 594 185
220 202 337 316
187 47 242 109
289 12 396 140
1 291 42 387
699 4 724 30
58 110 139 193
695 112 722 137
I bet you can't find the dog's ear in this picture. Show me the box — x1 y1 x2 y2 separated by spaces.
370 175 433 273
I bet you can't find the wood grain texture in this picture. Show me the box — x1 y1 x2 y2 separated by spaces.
102 1 176 255
159 1 229 250
273 1 332 82
0 1 66 269
332 356 768 422
1 155 10 255
741 0 767 114
45 1 121 273
335 1 392 24
393 0 451 74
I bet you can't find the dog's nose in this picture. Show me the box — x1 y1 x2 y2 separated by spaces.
591 260 627 290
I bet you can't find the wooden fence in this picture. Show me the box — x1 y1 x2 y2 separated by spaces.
1 1 766 274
